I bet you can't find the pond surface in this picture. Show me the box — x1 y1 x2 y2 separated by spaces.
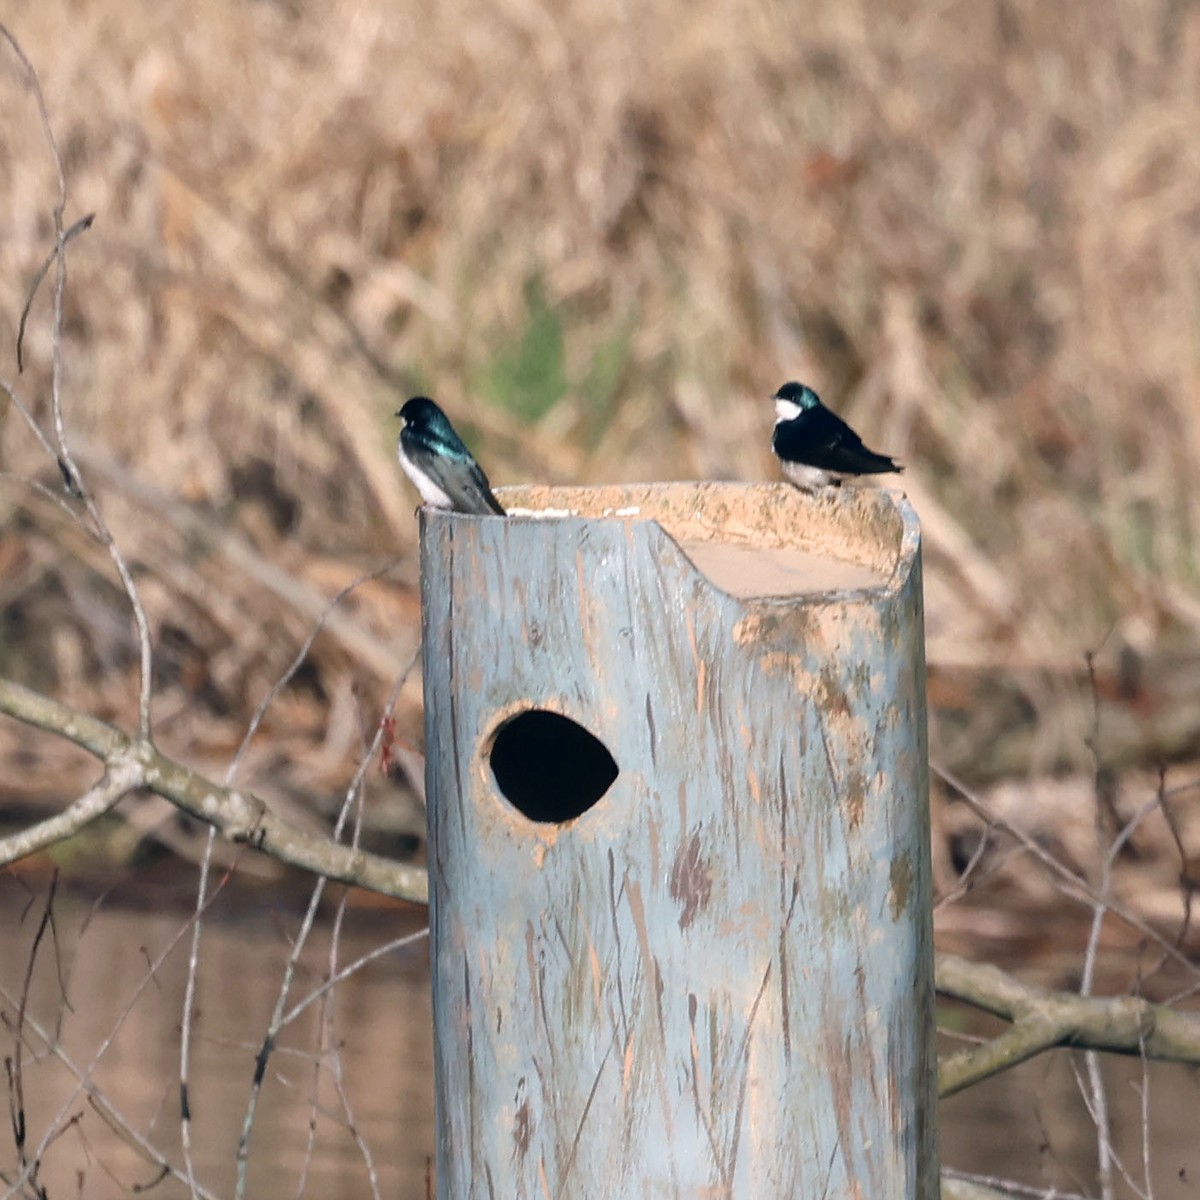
1 879 1197 1199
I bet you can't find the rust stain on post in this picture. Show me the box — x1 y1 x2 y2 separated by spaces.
420 482 938 1199
513 1087 533 1159
669 830 713 930
842 766 868 832
889 854 915 921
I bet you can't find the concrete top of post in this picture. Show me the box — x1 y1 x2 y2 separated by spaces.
490 481 919 601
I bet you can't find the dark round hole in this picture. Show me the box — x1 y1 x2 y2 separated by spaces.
489 709 619 824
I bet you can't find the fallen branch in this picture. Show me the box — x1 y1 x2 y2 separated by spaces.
0 759 143 862
937 952 1200 1096
0 677 428 904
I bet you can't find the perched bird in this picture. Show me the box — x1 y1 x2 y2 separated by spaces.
395 396 506 516
771 381 902 489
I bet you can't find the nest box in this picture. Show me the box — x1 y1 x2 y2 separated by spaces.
419 482 937 1199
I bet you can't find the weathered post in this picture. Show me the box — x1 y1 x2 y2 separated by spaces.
419 482 937 1199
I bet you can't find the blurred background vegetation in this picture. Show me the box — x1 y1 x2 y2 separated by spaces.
6 3 1200 1194
2 0 1200 937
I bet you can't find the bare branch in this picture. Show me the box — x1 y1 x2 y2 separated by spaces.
280 929 428 1032
16 212 95 373
234 663 416 1199
71 437 415 680
178 563 411 1196
0 676 428 904
0 761 144 865
1081 651 1116 1200
942 1169 1094 1200
0 25 66 195
179 825 214 1200
0 926 227 1200
0 377 73 478
1 21 156 740
933 761 1200 983
235 852 329 1200
226 565 404 785
1067 1056 1148 1200
936 953 1200 1096
0 677 129 760
1147 766 1196 990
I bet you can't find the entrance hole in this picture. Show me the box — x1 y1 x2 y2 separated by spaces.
488 709 619 824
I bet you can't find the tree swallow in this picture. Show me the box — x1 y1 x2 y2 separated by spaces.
395 396 506 516
771 381 902 489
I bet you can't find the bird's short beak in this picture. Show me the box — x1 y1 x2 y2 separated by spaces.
393 409 405 419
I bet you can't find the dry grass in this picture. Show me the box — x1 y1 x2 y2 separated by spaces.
3 0 1200 805
6 18 1200 1196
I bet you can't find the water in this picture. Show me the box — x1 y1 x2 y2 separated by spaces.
939 1009 1200 1197
2 880 1197 1199
0 878 434 1200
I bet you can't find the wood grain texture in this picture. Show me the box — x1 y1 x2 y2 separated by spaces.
420 482 937 1199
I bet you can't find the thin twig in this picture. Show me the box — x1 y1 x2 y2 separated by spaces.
941 1168 1095 1200
0 21 156 739
291 1033 324 1200
227 567 402 787
319 718 383 1200
0 864 243 1200
280 929 428 1031
1079 650 1113 1200
0 466 87 521
180 566 404 1196
1068 1056 1147 1200
932 761 1200 983
234 844 332 1199
178 826 214 1200
0 979 224 1200
0 377 72 473
933 816 1001 911
1135 962 1156 1200
234 663 417 1198
10 873 62 1191
1146 766 1197 994
16 213 95 373
319 783 382 1200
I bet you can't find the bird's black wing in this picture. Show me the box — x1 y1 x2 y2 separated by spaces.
402 431 506 515
452 460 506 516
773 405 901 475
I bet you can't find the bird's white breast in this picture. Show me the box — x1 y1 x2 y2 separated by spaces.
774 397 803 423
397 443 454 508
